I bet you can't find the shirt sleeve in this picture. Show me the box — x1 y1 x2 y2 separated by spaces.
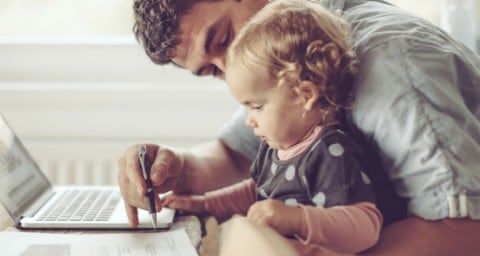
205 178 257 222
297 202 382 254
218 107 260 162
344 0 480 220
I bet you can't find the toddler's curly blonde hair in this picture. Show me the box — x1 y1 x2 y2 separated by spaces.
227 0 358 117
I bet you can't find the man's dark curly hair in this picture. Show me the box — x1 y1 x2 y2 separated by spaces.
133 0 202 65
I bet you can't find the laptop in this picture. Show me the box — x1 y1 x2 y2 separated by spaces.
0 114 175 229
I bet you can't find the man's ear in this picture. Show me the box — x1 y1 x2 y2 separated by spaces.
298 81 320 111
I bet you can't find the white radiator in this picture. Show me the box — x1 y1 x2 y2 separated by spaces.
37 158 119 185
24 138 197 186
27 140 126 186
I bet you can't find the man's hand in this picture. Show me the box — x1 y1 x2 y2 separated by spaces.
117 143 184 227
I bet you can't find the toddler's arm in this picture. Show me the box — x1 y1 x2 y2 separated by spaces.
297 202 382 253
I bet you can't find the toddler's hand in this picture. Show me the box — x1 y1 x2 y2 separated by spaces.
161 193 209 217
246 199 305 237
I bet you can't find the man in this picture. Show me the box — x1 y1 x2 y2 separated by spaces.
118 0 480 255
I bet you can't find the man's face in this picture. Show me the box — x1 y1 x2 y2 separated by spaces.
172 0 268 79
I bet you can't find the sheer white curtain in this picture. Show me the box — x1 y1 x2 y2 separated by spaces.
387 0 479 53
440 0 477 53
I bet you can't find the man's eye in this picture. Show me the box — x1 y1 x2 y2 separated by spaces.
220 27 231 48
211 66 223 77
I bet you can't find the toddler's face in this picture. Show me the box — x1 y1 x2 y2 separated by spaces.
225 63 312 150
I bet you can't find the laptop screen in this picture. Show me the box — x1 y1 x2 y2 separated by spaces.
0 116 51 219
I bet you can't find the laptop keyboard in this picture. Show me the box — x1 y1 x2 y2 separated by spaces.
36 189 120 222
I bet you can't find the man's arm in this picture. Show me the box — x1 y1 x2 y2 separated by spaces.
180 139 252 194
362 217 480 256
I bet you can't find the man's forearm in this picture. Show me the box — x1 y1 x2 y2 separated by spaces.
179 140 251 194
361 216 480 256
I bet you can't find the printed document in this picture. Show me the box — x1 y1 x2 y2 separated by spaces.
0 228 198 256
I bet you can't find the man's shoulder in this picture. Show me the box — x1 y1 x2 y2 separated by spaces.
343 1 443 55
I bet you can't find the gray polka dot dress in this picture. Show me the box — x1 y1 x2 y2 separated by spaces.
251 126 376 207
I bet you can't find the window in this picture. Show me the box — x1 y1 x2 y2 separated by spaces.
387 0 479 52
0 0 134 36
0 1 237 163
0 0 477 163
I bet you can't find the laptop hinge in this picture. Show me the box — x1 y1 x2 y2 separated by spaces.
17 188 54 225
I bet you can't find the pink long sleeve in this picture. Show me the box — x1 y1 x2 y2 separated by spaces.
205 179 257 221
297 202 383 254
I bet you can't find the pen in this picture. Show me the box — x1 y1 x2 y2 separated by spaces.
138 144 157 229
